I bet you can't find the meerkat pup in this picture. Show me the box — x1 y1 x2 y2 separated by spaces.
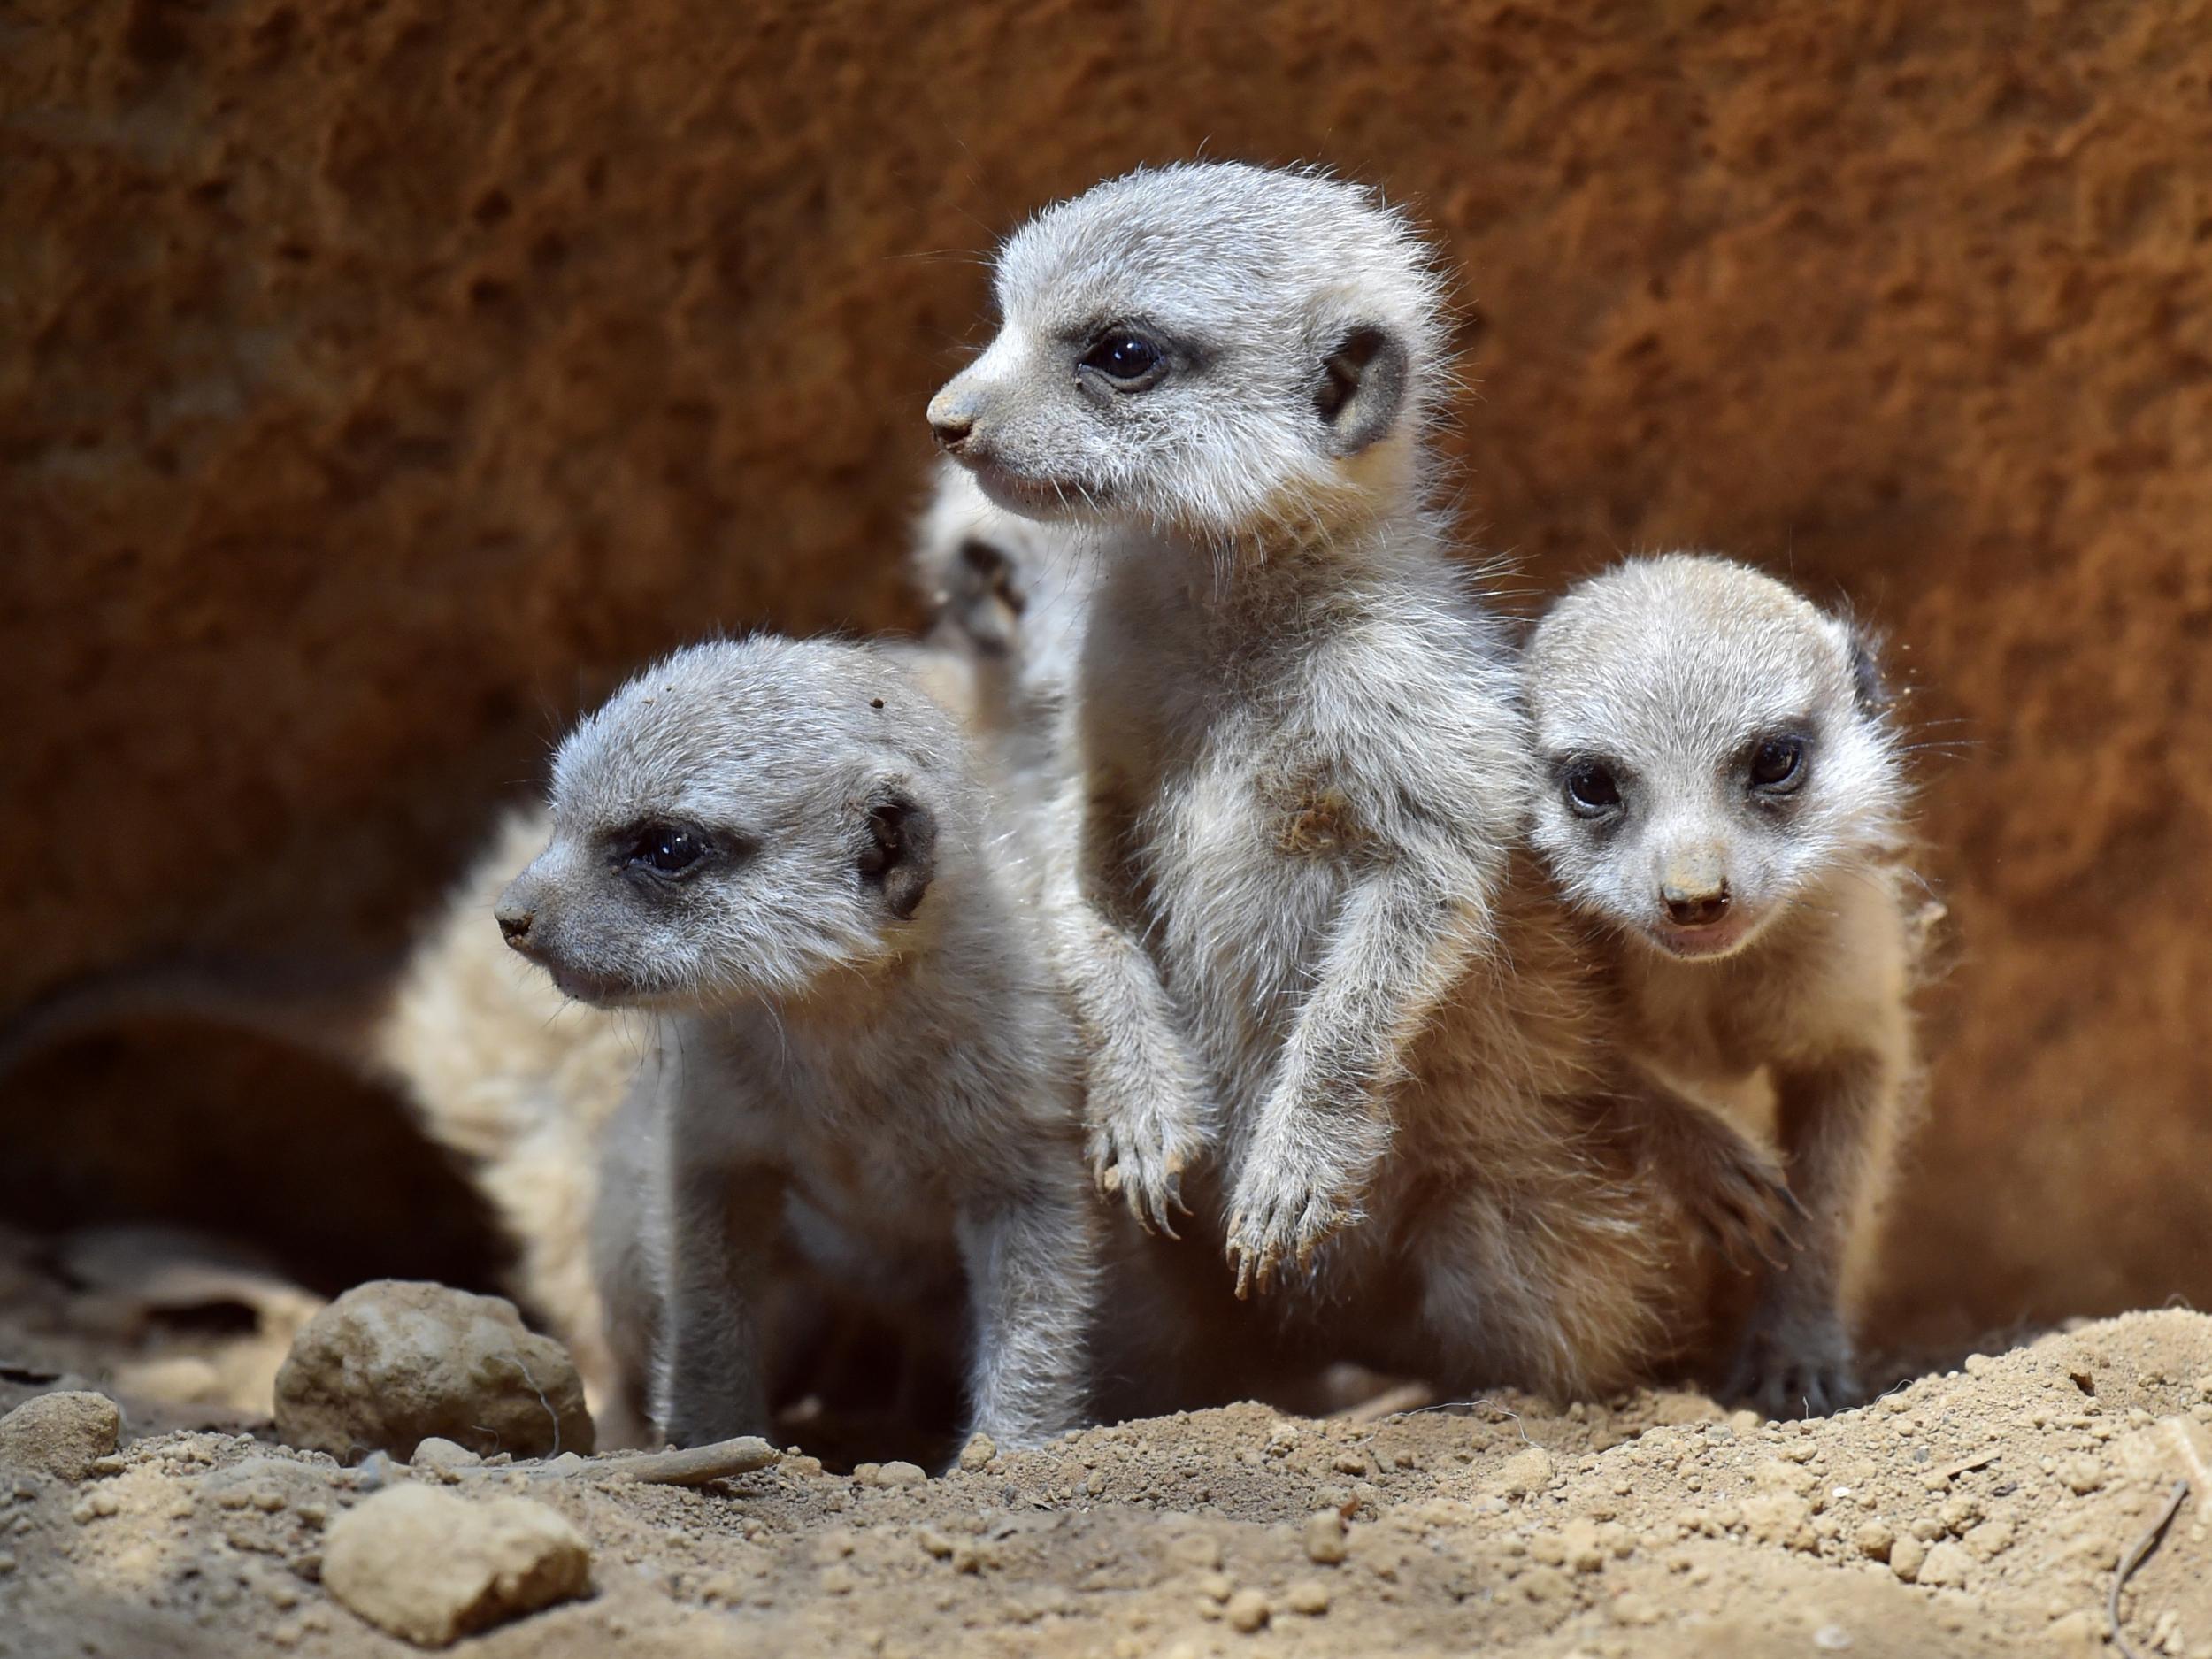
1524 554 1921 1415
926 161 1793 1400
495 634 1098 1450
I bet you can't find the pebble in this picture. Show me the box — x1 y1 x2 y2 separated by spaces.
872 1461 926 1490
1489 1448 1555 1499
1225 1589 1270 1632
1285 1579 1330 1616
2058 1456 2104 1495
1854 1520 1894 1561
411 1439 483 1477
958 1434 997 1471
1917 1540 1973 1588
274 1280 594 1463
322 1484 590 1647
1303 1509 1348 1564
1888 1535 1926 1583
0 1393 122 1482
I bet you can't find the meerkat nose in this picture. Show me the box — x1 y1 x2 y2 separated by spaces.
926 385 982 453
1660 882 1732 927
495 903 536 949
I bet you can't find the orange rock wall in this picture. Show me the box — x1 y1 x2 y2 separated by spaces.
6 0 2209 1343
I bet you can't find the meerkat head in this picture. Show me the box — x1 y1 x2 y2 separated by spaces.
1524 555 1905 964
495 638 971 1010
926 161 1449 541
907 458 1069 662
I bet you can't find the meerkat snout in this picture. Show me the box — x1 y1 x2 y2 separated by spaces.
494 894 536 949
1659 856 1732 930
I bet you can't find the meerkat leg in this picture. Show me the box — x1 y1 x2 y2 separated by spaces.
1226 867 1487 1297
652 1149 783 1448
1052 783 1212 1233
1727 1048 1895 1417
1410 1183 1663 1402
953 1174 1100 1449
1605 1078 1802 1274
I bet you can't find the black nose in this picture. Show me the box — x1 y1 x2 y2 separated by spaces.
496 908 534 948
1662 884 1731 927
931 411 973 453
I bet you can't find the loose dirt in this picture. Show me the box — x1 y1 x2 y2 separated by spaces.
3 1222 2207 1658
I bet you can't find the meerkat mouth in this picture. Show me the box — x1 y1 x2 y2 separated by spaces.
1643 914 1763 962
966 460 1112 521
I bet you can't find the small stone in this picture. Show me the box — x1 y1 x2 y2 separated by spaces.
917 1528 954 1559
1286 1579 1330 1615
0 1553 15 1574
1889 1535 1926 1583
1490 1448 1555 1499
957 1434 997 1471
1197 1571 1233 1602
274 1281 592 1464
1855 1520 1894 1561
1303 1509 1348 1564
1917 1541 1972 1588
1225 1589 1270 1632
2058 1455 2104 1494
0 1393 122 1482
322 1484 591 1647
1814 1625 1854 1650
1962 1519 2015 1561
1609 1592 1661 1626
820 1564 856 1595
411 1439 482 1476
1169 1531 1222 1571
873 1460 926 1490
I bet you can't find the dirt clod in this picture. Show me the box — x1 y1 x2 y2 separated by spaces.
0 1391 121 1481
321 1484 591 1647
273 1280 592 1463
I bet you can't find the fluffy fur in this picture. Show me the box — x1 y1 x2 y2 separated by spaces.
499 635 1097 1451
1524 553 1925 1414
929 161 1791 1400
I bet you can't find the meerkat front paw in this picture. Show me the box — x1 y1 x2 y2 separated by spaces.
1724 1304 1861 1420
1086 1058 1207 1236
1223 1148 1362 1300
1678 1121 1804 1274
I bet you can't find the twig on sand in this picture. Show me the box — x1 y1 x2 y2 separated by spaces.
574 1436 782 1487
2108 1479 2190 1659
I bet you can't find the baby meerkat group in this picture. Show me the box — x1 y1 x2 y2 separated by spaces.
489 160 1924 1449
0 159 1924 1454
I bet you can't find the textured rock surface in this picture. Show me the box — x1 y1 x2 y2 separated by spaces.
274 1280 592 1462
4 1 2210 1346
322 1484 591 1647
0 1391 121 1481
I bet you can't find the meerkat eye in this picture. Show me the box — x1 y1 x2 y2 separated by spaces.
1563 761 1623 818
1078 331 1169 392
620 823 711 878
1747 736 1808 795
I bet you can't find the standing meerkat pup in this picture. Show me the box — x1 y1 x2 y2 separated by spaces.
495 635 1098 1450
927 162 1793 1400
1525 554 1922 1415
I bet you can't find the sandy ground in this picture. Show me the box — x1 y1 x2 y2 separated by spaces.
2 1227 2208 1658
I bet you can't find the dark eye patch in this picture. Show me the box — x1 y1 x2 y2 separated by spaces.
1562 758 1624 819
612 820 724 879
1745 733 1810 795
1072 322 1175 392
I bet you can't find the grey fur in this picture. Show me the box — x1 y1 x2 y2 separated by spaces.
1525 553 1924 1416
498 635 1098 1450
928 161 1791 1400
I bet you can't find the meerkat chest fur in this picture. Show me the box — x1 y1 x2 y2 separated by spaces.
1082 526 1528 1126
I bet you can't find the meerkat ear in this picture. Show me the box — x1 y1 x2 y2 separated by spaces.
854 785 938 919
1314 324 1410 458
1846 628 1889 714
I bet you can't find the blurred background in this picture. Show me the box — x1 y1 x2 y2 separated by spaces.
2 0 2207 1380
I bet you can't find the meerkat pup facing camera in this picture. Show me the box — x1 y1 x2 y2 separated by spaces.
1525 554 1922 1415
495 635 1098 1451
926 161 1796 1400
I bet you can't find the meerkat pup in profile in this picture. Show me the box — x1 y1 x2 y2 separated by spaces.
926 161 1794 1400
1525 554 1921 1415
495 635 1097 1450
